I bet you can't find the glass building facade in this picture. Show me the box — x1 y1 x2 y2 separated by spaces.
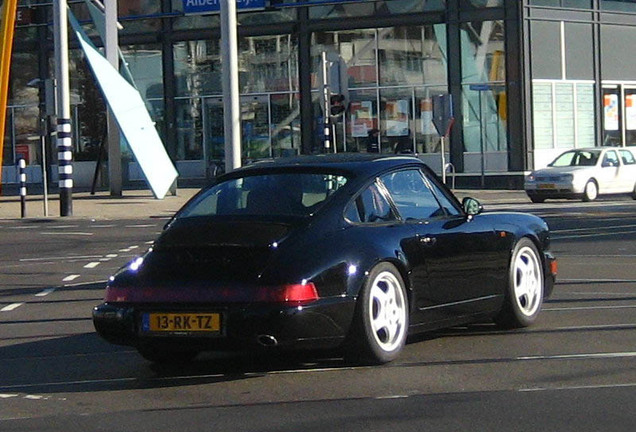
3 0 636 188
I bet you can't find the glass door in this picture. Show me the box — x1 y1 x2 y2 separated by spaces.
602 86 622 146
203 95 272 168
624 86 636 147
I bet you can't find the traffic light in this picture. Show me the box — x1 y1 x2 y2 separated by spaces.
330 94 346 117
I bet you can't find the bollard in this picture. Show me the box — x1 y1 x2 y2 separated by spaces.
18 158 26 218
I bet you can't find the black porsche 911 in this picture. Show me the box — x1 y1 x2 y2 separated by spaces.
93 154 557 365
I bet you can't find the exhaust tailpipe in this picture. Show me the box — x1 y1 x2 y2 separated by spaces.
257 334 278 347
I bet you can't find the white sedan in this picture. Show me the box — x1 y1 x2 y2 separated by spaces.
525 147 636 203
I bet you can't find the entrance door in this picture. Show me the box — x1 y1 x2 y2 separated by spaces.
602 84 636 147
602 86 622 147
624 87 636 147
203 95 272 168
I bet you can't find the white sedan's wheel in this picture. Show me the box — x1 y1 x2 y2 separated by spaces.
495 238 544 328
583 180 598 202
346 263 408 364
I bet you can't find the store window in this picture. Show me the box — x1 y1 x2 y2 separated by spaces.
309 0 443 19
530 0 592 7
460 19 508 172
312 25 446 155
601 0 636 11
460 0 504 7
379 26 445 87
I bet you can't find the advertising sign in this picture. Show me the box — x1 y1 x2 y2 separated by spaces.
604 94 619 131
183 0 266 14
350 101 373 137
626 94 636 131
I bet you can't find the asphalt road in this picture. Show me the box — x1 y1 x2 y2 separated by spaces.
0 196 635 431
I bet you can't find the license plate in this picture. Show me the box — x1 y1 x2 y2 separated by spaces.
141 312 221 334
538 183 556 189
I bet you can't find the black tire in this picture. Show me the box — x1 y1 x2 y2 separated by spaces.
631 182 636 200
345 262 409 365
137 345 199 364
529 195 545 204
494 238 544 329
582 180 598 202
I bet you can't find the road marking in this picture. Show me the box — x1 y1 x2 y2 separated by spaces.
1 303 24 312
520 382 636 392
41 232 94 236
21 255 103 262
63 274 80 282
119 245 139 252
105 254 118 258
553 229 636 240
35 288 56 297
517 352 636 361
125 224 156 228
552 223 636 234
84 262 100 269
545 305 636 311
0 394 19 398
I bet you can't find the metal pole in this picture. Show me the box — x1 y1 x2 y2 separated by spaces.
321 52 331 152
440 136 446 185
39 116 48 216
19 158 26 218
105 0 122 196
220 0 241 172
53 0 72 216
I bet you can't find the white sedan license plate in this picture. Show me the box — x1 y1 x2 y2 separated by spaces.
141 312 221 334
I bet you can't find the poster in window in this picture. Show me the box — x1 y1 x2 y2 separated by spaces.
420 98 433 135
625 94 636 131
385 99 410 137
604 94 619 131
350 101 374 137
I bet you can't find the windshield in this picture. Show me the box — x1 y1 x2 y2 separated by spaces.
549 150 601 167
178 172 349 219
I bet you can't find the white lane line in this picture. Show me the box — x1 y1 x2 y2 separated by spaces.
545 305 636 311
41 232 94 236
517 352 636 361
84 262 100 269
125 224 156 228
520 382 636 392
119 245 139 252
21 255 102 262
105 254 118 258
62 274 80 282
35 288 56 297
1 303 24 312
0 394 19 399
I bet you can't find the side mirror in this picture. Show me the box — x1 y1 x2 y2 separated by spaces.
462 197 483 216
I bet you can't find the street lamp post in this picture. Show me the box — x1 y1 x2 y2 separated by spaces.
53 0 72 216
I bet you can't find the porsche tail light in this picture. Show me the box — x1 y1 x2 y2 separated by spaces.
256 283 319 304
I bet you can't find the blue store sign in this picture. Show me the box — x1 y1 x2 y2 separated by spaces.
183 0 266 15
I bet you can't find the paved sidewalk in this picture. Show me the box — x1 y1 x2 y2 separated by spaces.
0 188 200 220
0 187 529 221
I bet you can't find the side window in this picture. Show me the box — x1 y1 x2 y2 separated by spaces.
619 150 636 165
424 174 462 217
380 169 443 220
602 150 619 167
345 182 396 224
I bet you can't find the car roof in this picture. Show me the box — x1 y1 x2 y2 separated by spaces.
220 154 427 179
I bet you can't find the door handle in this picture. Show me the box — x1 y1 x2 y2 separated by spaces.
419 236 436 245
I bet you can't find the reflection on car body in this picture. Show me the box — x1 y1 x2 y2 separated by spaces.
525 147 636 202
93 154 557 365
